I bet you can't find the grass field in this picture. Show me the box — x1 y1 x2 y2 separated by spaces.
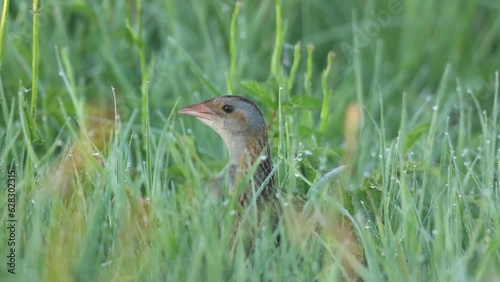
1 0 499 281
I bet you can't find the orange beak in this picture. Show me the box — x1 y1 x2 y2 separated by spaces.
178 101 217 125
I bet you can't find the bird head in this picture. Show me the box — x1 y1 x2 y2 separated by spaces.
178 95 267 139
178 96 269 163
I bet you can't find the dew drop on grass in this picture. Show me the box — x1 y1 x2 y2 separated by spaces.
55 139 63 146
101 260 112 267
312 262 319 272
365 225 371 229
187 128 193 134
294 173 300 177
432 105 438 111
260 155 268 161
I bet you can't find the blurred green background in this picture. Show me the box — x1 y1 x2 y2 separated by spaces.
0 0 499 281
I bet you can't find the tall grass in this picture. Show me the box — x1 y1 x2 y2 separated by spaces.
0 0 499 281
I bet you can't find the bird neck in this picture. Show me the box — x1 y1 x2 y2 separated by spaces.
226 129 266 167
225 129 275 197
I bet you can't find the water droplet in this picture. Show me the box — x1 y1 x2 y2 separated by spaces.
55 140 63 147
432 105 438 111
260 155 268 161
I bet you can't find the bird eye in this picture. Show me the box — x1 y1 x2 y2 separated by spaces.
222 104 234 114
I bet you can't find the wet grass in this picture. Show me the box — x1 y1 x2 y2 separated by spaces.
0 0 499 281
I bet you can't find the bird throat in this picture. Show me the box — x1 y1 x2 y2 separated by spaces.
226 132 274 205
